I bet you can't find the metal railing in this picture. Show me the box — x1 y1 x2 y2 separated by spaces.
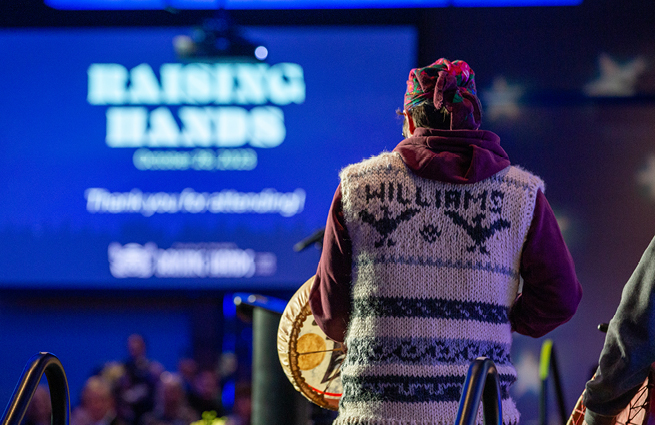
539 339 567 425
0 352 70 425
455 357 503 425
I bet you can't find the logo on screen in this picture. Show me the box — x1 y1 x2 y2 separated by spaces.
108 242 277 279
88 62 305 170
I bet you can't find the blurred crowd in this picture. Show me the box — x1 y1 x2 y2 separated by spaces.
24 334 251 425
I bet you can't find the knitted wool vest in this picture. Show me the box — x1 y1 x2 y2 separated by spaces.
336 152 544 425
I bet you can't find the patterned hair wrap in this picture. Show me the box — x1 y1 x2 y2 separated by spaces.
404 58 483 130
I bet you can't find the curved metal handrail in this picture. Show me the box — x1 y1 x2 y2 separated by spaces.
0 352 70 425
539 339 567 425
455 357 503 425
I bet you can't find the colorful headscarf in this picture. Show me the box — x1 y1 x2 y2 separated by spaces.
404 58 482 130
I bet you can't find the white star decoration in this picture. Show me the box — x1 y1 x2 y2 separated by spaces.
637 154 655 201
512 350 541 398
584 53 647 97
481 76 524 122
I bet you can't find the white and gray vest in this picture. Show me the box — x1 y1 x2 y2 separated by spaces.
336 152 544 425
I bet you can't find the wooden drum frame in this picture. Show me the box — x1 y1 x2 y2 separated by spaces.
277 276 345 411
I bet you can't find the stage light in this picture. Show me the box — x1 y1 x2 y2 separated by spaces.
254 46 268 61
174 10 266 62
172 34 196 58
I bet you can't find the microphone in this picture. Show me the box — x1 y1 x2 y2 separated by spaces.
293 228 325 252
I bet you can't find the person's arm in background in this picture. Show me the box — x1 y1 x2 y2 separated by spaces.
582 236 655 425
309 185 352 343
510 189 583 337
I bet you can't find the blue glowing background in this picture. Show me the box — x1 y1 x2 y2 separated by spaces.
1 2 655 423
0 26 416 289
43 0 583 10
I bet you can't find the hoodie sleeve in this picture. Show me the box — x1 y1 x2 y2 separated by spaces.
509 189 582 337
583 236 655 425
309 184 352 343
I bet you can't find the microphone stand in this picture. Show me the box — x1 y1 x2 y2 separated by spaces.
293 228 325 252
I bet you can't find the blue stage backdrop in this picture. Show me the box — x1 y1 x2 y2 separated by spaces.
0 26 417 289
43 0 583 9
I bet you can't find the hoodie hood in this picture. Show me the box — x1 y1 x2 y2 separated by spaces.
392 127 510 184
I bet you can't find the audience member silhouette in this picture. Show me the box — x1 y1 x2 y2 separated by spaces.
187 370 223 417
22 385 51 425
116 334 163 425
141 372 199 425
71 376 125 425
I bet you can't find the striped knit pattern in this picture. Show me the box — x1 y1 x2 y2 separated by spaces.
336 152 543 425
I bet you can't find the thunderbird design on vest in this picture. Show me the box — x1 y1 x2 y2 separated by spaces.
359 205 420 247
444 211 511 254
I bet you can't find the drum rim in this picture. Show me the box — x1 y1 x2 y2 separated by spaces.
288 301 340 410
277 275 341 411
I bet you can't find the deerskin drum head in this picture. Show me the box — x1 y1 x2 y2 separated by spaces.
277 276 345 411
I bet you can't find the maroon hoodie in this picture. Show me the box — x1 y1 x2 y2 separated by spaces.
309 127 582 343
